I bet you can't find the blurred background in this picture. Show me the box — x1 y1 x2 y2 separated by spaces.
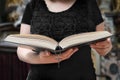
0 0 120 80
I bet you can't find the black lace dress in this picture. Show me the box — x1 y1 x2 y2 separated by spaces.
22 0 103 80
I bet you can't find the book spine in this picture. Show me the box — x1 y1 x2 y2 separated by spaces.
53 46 62 54
55 46 62 51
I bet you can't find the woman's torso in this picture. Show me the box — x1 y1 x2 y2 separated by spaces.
31 0 95 41
28 0 96 79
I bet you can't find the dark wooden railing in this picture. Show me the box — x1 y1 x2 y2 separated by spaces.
0 51 29 80
0 23 29 80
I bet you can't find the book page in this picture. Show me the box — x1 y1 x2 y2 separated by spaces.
4 34 58 50
59 31 112 49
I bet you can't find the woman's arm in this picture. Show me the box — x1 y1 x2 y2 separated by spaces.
17 23 41 64
90 22 113 56
17 24 78 64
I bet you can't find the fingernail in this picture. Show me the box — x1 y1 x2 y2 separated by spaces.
46 53 50 56
76 49 79 51
74 48 78 52
96 43 99 45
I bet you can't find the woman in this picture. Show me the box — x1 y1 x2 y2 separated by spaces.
17 0 112 80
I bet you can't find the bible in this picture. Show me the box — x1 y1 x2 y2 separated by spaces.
4 31 112 53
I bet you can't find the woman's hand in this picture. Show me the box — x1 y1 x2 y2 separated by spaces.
90 38 112 56
38 47 79 64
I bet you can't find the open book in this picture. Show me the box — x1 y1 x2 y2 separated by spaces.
4 31 112 53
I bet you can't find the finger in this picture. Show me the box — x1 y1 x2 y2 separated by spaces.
45 51 51 56
91 44 110 49
40 51 50 57
95 48 111 55
90 41 111 49
91 43 112 50
62 48 79 60
90 44 96 47
66 48 79 58
95 38 111 45
53 48 79 63
61 48 74 58
43 51 51 56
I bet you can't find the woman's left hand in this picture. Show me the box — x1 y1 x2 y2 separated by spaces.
90 38 112 56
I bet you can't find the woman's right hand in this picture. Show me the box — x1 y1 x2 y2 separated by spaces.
38 47 79 64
